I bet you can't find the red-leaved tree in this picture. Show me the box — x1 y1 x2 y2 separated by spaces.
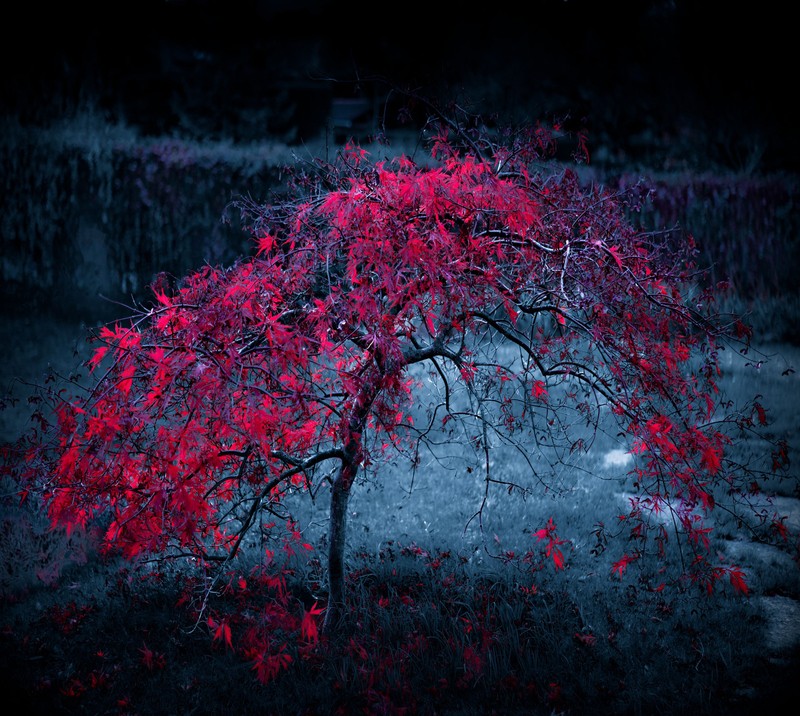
3 111 791 642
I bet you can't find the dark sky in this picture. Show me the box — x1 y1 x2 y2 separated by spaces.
2 0 796 171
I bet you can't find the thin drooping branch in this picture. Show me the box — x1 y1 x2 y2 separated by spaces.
225 447 345 562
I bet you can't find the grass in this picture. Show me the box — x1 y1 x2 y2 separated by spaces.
0 530 794 715
1 310 798 715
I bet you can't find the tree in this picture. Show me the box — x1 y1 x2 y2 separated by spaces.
3 110 790 645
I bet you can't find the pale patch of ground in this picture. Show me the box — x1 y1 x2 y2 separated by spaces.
601 447 632 470
759 595 800 652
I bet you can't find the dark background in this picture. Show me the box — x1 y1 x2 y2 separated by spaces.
3 0 797 173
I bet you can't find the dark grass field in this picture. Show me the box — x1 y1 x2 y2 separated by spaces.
1 310 798 715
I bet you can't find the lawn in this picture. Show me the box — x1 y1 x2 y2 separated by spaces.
1 311 798 715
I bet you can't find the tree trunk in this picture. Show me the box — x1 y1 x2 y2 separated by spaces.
321 374 380 636
322 457 358 636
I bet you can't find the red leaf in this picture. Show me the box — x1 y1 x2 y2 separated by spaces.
88 345 109 372
607 245 624 269
574 631 597 647
250 647 293 684
701 444 721 475
424 311 436 336
729 567 749 596
257 233 276 255
139 642 165 670
209 617 233 650
755 402 767 426
301 601 324 644
551 547 565 570
531 380 548 401
612 554 635 577
118 364 136 396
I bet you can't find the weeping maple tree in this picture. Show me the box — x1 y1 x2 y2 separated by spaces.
5 112 790 636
